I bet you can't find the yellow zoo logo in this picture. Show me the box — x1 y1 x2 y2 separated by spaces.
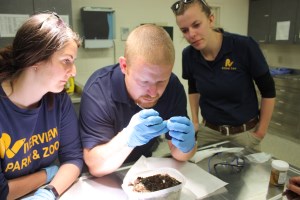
0 133 26 159
222 58 236 70
225 58 234 67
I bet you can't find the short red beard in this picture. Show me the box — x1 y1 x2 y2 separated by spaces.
136 96 159 109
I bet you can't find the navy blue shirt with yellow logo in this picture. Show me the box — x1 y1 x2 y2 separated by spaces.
182 32 269 126
0 88 83 199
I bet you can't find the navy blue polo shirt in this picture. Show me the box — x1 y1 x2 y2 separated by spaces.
182 32 269 126
79 64 187 163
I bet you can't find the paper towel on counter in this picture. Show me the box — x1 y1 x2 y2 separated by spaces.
244 152 272 163
124 156 228 199
189 147 244 163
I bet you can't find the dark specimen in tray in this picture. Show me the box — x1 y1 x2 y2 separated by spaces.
129 174 181 192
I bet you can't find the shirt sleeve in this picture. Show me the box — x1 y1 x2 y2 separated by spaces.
182 47 191 80
254 71 276 98
79 83 115 149
182 47 199 94
170 75 188 117
163 75 189 140
246 37 270 78
57 93 83 170
188 79 198 94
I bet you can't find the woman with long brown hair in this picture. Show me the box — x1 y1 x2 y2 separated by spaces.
0 12 83 199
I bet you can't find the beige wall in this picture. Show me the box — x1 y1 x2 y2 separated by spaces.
71 0 249 86
261 44 300 69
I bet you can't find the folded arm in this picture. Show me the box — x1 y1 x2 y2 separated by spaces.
7 170 47 200
7 163 80 199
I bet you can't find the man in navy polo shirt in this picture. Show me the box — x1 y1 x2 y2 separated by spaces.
79 24 196 177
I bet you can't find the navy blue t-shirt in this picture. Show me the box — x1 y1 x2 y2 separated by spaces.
182 32 269 125
79 64 187 163
0 88 83 199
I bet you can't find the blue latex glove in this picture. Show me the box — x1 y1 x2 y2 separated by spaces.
167 116 195 153
43 165 58 183
22 188 55 200
125 109 168 147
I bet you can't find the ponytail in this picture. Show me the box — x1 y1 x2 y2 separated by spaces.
0 46 17 83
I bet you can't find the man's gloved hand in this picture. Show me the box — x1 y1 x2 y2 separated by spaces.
167 116 195 153
125 109 168 147
43 165 59 183
22 188 55 200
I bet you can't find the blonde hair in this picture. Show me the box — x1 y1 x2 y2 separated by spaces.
124 24 175 67
172 0 212 17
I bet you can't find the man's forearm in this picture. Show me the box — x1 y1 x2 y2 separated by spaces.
83 130 133 177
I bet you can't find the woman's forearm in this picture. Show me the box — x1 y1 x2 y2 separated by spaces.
255 97 275 138
49 163 81 195
188 93 200 130
7 170 47 200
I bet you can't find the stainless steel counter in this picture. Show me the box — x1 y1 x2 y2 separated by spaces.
194 142 300 200
59 141 300 200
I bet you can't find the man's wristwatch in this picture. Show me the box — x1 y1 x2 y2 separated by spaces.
44 185 59 199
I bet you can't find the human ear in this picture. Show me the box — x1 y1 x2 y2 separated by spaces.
31 64 38 71
119 56 127 74
208 14 215 28
32 61 44 71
